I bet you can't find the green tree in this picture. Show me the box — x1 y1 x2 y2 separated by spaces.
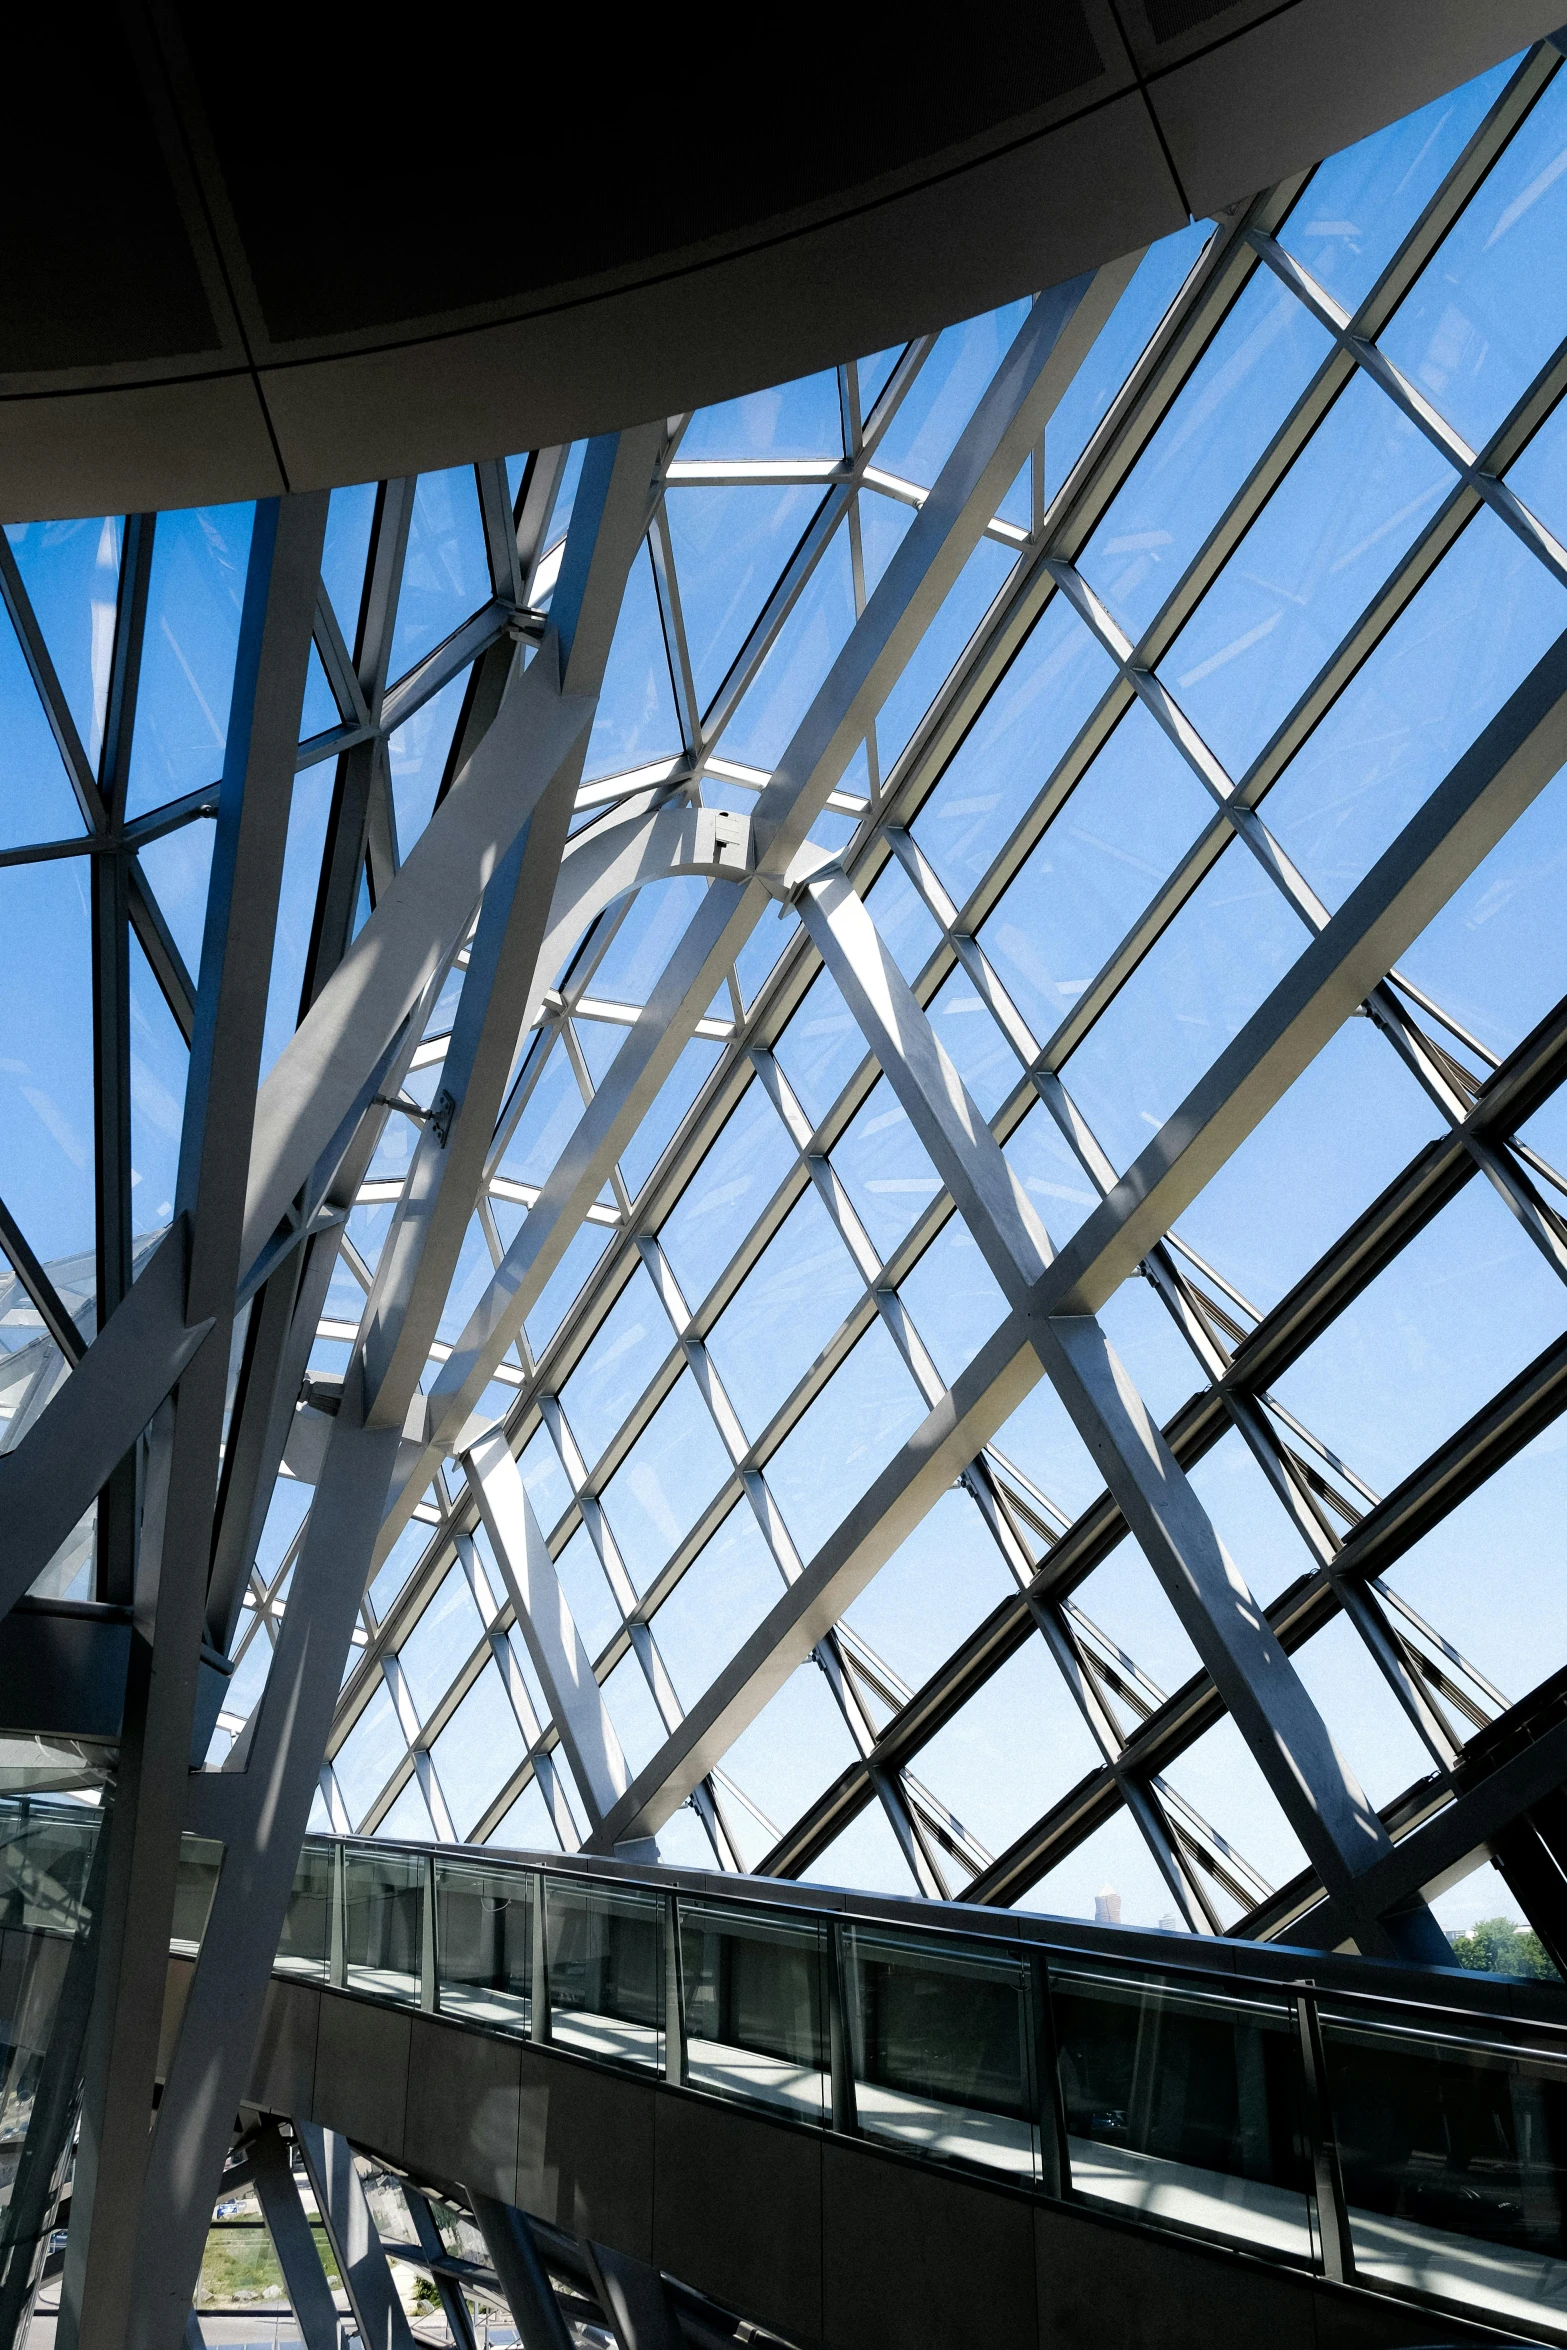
1447 1915 1556 1979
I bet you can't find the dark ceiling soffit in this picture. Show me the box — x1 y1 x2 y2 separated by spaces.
0 0 1557 523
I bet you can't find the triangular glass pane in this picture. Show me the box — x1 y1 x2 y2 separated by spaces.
996 455 1031 531
0 603 89 849
844 1486 1012 1690
858 486 915 601
1045 222 1212 498
873 302 1030 487
524 1219 613 1360
665 483 822 711
0 861 94 1262
582 544 682 784
5 514 121 772
913 1632 1103 1859
719 522 855 770
300 639 340 739
571 1017 623 1090
717 1661 860 1865
127 503 255 818
128 930 187 1241
857 345 904 416
387 466 491 683
366 1516 431 1627
388 666 467 857
374 1776 434 1842
321 481 377 647
679 369 843 461
333 1681 406 1827
1020 1804 1188 1933
588 875 706 1007
800 1801 917 1897
491 1776 562 1853
649 1504 782 1710
135 818 214 982
259 760 335 1082
431 1664 526 1838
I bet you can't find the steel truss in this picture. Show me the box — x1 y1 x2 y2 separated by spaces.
3 32 1567 2341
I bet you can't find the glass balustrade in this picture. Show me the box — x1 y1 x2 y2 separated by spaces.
5 1796 1567 2349
1319 1995 1567 2338
840 1921 1040 2180
1051 1961 1313 2263
435 1858 532 2031
676 1896 829 2123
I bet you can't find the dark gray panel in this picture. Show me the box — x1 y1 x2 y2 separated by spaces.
1036 2201 1314 2350
404 2016 521 2207
184 10 1110 344
0 1603 129 1742
1152 0 1563 218
0 15 220 370
246 1978 322 2120
515 2047 656 2258
651 2092 822 2348
312 1993 411 2165
1311 2276 1516 2350
822 2141 1037 2350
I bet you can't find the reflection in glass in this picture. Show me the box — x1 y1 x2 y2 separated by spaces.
343 1847 423 2006
1321 2002 1567 2335
543 1877 663 2070
436 1859 532 2032
1052 1963 1312 2263
842 1923 1040 2181
678 1899 828 2123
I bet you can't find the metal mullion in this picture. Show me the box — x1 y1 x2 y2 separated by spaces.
646 505 703 755
312 582 370 732
1250 232 1567 593
376 598 518 739
475 457 525 608
965 1448 1215 1930
0 1194 83 1367
0 536 105 832
300 478 415 1003
125 857 197 1041
1123 1776 1226 1935
1222 1387 1464 1773
1134 351 1359 675
1120 43 1557 680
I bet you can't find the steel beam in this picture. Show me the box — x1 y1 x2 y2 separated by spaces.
61 492 330 2350
465 1429 630 1829
295 2124 415 2350
465 2195 572 2350
250 2126 341 2350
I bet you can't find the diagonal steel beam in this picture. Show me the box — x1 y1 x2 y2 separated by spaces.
384 266 1132 1561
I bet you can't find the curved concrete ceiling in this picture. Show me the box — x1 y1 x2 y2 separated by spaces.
2 0 1556 521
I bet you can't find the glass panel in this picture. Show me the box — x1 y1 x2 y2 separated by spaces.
0 1798 99 1936
435 1858 533 2033
276 1838 332 1981
543 1876 663 2072
1320 2001 1567 2333
678 1898 828 2123
342 1846 423 2006
842 1923 1039 2181
1052 1963 1312 2263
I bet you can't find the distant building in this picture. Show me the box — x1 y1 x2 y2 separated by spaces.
1094 1887 1123 1927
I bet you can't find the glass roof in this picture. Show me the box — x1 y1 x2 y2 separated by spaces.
5 40 1567 1947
